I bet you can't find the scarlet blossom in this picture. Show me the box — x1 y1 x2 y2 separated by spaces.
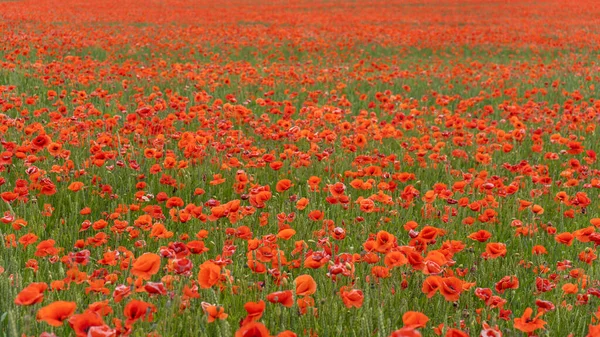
15 282 47 306
389 327 421 337
201 302 228 323
267 290 294 307
514 307 546 333
445 329 468 337
276 179 293 192
555 232 574 246
494 275 519 294
36 301 77 326
236 321 270 337
124 299 157 325
402 311 429 328
241 300 266 325
339 287 364 308
482 243 507 259
294 274 317 296
130 253 161 280
198 260 221 289
68 311 107 337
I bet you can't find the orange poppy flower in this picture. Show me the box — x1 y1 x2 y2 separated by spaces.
445 329 468 337
68 311 106 337
307 210 324 221
18 232 39 248
88 300 113 316
555 232 574 246
307 176 321 192
518 199 532 211
467 230 491 242
14 282 47 306
389 327 422 337
587 324 600 336
384 251 408 268
402 311 429 328
439 277 464 302
422 276 442 298
339 287 364 309
531 204 544 214
186 240 209 254
201 302 228 322
514 307 546 333
267 290 294 307
31 134 51 150
277 228 296 240
36 301 77 326
295 197 309 210
1 191 18 203
417 226 440 243
374 230 396 253
87 325 117 337
562 283 578 294
68 181 84 192
494 275 519 294
130 253 161 280
532 245 548 255
354 134 367 148
198 260 222 289
371 266 390 279
242 300 266 324
482 242 507 259
124 299 156 325
35 239 58 257
294 274 317 296
296 296 315 315
235 321 270 337
276 179 293 192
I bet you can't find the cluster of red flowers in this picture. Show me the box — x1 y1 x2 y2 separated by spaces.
2 0 600 336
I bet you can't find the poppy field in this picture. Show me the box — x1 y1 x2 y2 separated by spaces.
3 0 600 336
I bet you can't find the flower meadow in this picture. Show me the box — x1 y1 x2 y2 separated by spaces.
3 0 600 336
